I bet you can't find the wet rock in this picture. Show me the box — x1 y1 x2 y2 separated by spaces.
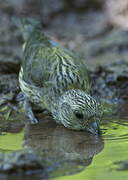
91 61 128 101
69 0 102 10
77 30 128 68
0 103 25 133
40 0 65 24
0 60 20 74
48 11 108 43
0 0 24 14
0 74 19 94
0 13 21 73
0 92 15 106
0 91 25 133
0 150 43 173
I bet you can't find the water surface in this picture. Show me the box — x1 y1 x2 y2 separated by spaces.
54 113 128 180
0 105 128 180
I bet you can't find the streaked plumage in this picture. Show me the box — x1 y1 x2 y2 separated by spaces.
14 17 102 135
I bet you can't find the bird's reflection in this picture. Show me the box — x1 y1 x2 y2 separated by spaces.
24 114 104 177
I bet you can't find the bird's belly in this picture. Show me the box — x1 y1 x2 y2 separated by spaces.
19 67 42 105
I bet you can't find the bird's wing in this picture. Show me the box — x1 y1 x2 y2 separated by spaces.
21 46 50 87
59 48 91 93
21 44 90 93
44 47 91 93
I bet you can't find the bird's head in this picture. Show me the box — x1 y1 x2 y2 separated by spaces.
53 89 103 135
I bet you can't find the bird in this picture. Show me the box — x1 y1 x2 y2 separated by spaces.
13 17 103 135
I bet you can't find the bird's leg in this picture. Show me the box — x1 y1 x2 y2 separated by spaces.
16 92 27 103
16 92 38 124
24 97 39 124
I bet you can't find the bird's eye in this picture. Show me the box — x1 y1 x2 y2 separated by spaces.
74 111 84 119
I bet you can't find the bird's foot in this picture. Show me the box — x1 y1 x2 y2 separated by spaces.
22 95 39 124
25 104 39 124
16 92 26 102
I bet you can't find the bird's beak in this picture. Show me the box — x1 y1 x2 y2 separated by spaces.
86 121 101 135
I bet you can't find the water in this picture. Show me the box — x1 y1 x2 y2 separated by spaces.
54 117 128 180
0 131 23 152
0 107 128 180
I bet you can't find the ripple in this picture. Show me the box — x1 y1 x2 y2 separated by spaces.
101 117 128 141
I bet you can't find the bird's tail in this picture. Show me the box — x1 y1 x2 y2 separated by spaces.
12 16 41 41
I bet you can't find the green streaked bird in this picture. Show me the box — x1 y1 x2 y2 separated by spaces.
13 17 102 135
